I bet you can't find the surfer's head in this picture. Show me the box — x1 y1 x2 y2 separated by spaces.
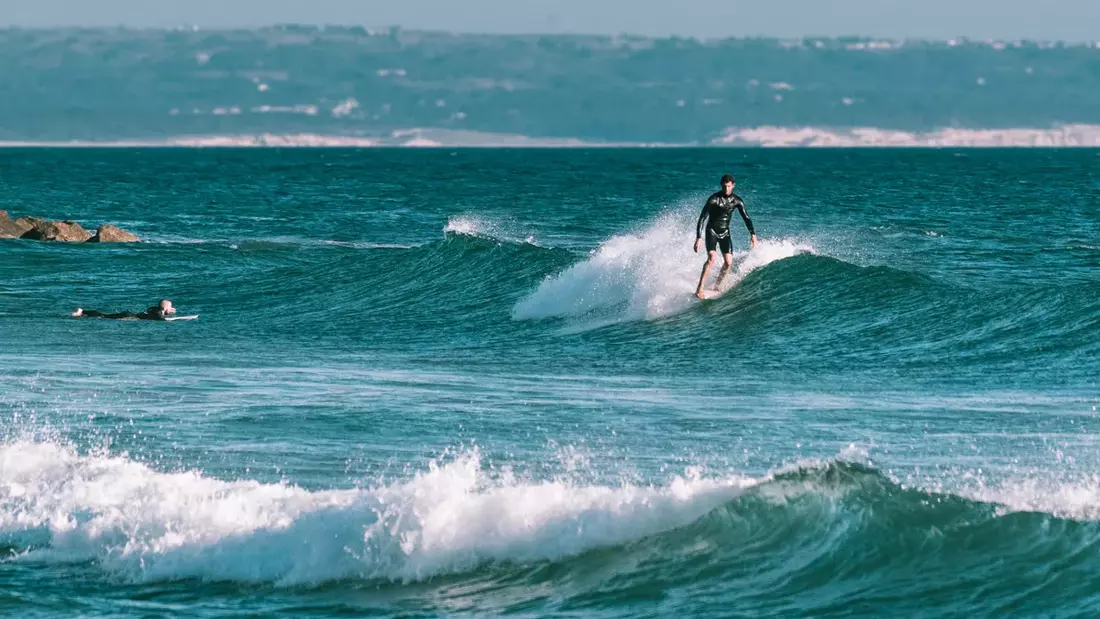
159 299 175 313
721 174 735 193
72 307 84 317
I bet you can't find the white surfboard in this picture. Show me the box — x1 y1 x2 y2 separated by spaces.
693 287 728 301
165 315 199 321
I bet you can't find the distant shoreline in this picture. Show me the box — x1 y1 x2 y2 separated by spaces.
0 25 1098 47
2 125 1100 148
2 28 1098 145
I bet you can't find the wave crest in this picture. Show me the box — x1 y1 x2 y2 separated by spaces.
6 438 1100 602
0 440 753 585
443 215 540 246
513 210 811 326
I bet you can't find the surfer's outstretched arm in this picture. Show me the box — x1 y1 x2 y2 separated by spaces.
74 309 132 319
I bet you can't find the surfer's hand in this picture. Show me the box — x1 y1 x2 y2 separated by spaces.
694 238 702 253
750 234 758 249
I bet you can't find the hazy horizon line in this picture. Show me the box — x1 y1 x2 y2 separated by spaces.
1 23 1098 45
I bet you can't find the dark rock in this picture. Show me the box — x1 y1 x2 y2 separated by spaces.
0 211 33 238
21 219 93 242
87 224 140 243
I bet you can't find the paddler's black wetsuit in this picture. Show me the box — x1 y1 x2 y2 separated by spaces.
696 191 755 254
81 306 168 321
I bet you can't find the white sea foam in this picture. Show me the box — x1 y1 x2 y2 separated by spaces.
0 440 755 585
961 478 1100 521
442 216 483 237
444 216 538 246
512 210 811 325
713 124 1100 147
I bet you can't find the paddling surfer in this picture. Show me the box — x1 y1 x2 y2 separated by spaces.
72 299 177 321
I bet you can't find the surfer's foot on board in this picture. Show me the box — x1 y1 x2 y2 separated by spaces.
695 289 707 300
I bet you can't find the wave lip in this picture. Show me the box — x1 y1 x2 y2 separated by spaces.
443 215 541 246
513 210 811 326
0 440 754 585
8 437 1100 610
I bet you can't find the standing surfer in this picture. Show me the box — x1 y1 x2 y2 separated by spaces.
693 174 757 299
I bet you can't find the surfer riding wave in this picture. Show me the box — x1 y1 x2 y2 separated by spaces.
694 174 757 299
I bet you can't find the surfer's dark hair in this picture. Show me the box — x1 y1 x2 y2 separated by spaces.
721 174 735 184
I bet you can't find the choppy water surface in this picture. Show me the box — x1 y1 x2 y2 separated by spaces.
2 148 1099 617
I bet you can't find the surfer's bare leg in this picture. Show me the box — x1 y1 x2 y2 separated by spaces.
714 253 734 290
696 251 717 299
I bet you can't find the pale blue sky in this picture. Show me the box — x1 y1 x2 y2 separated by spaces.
3 0 1099 41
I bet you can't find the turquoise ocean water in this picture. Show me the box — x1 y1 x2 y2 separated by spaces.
2 148 1100 617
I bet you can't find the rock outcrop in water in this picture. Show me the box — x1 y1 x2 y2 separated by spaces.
88 224 140 243
20 219 93 242
0 211 139 242
0 210 34 238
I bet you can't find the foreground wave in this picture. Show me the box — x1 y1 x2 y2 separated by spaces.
5 439 1100 616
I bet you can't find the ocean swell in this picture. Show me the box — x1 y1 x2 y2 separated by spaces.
513 210 812 326
5 437 1100 616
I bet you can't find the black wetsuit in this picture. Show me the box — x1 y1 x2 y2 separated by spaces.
82 306 167 321
696 191 755 254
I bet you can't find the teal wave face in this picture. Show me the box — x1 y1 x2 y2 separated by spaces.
4 441 1100 618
